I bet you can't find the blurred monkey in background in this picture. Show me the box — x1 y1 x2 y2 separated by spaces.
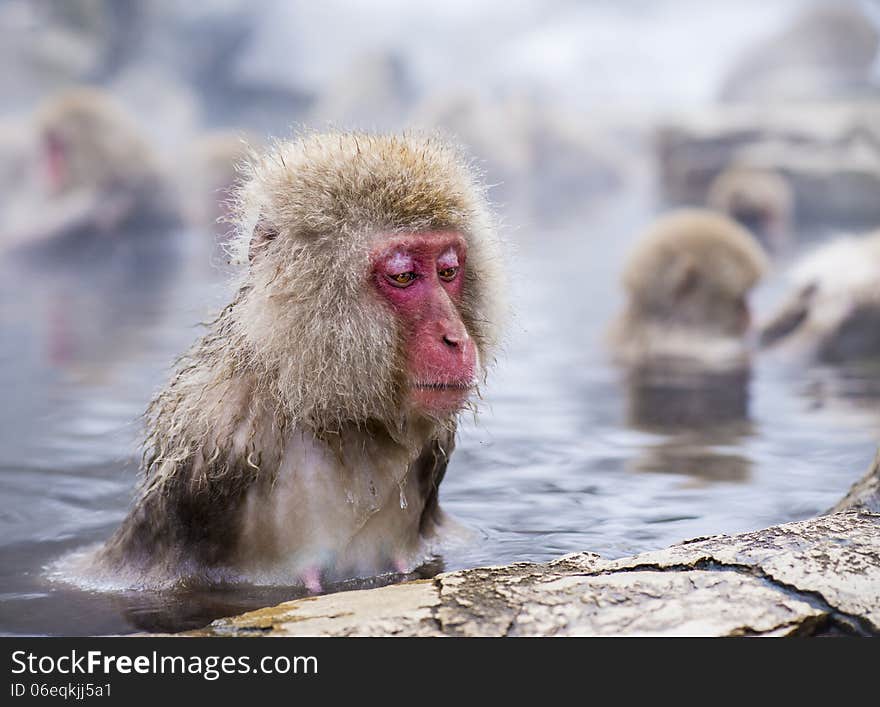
3 86 179 258
760 230 880 364
611 209 768 372
610 209 768 435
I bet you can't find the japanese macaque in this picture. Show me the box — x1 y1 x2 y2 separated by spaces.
760 231 880 364
3 87 178 256
610 209 769 372
613 210 766 484
707 167 793 255
84 132 505 591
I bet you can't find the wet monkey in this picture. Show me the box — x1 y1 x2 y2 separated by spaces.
760 230 880 363
610 209 768 371
88 133 505 591
610 210 767 486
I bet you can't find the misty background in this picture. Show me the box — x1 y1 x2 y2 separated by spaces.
2 0 880 635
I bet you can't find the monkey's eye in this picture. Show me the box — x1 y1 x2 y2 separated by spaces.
387 272 417 287
438 266 459 282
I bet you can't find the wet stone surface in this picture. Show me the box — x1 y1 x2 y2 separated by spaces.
183 510 880 637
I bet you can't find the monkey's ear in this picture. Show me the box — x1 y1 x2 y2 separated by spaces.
248 218 278 263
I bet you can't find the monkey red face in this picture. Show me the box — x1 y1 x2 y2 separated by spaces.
42 130 68 193
372 231 478 416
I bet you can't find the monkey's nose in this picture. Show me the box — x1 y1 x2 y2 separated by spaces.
442 334 460 348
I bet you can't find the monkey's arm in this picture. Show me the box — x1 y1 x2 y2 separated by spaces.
414 426 456 537
97 377 278 583
759 288 813 348
97 447 268 585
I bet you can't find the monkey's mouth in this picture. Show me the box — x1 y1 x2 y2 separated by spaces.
413 381 474 391
410 380 474 415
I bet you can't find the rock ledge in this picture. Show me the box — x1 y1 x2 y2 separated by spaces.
186 510 879 637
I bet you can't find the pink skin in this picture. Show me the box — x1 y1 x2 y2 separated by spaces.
301 566 322 594
43 132 67 193
371 231 478 416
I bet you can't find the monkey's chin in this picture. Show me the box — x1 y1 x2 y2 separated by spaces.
409 382 473 417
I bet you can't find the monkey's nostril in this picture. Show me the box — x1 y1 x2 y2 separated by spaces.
442 335 459 348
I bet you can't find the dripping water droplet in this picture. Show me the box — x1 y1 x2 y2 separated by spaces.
399 486 408 510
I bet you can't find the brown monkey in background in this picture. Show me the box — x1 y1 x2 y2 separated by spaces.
87 132 505 591
3 86 178 256
610 210 768 436
611 209 768 372
707 167 793 255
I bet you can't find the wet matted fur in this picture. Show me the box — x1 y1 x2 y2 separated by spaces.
93 131 506 588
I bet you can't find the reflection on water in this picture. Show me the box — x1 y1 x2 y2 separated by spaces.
0 194 877 636
625 366 751 432
624 366 753 483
